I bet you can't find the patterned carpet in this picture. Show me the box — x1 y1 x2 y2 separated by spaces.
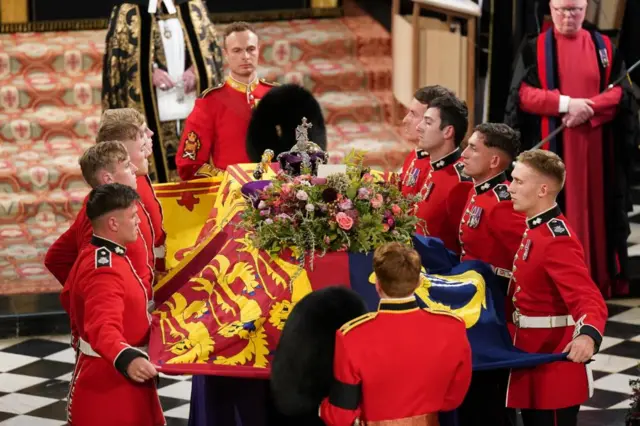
0 7 410 295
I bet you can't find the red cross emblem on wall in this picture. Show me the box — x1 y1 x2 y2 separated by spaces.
87 118 100 135
12 121 30 140
75 84 91 106
2 88 18 109
272 40 290 66
65 51 81 73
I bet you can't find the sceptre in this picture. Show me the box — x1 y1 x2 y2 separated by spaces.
528 58 640 152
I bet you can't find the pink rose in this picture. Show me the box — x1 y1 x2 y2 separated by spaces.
281 184 292 195
382 223 390 232
391 204 402 216
335 212 354 231
362 173 374 183
370 194 383 209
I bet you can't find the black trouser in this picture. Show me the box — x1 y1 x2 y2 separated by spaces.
458 369 516 426
520 405 580 426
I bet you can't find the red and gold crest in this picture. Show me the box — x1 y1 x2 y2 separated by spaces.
182 131 201 161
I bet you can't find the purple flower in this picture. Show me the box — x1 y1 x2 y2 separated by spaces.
305 203 315 212
338 199 353 211
265 218 274 225
259 209 271 217
357 188 370 200
296 190 309 201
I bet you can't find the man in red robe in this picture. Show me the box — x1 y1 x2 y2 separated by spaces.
505 0 639 298
176 21 278 181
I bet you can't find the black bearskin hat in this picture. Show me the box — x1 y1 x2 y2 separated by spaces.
270 286 368 419
246 84 327 163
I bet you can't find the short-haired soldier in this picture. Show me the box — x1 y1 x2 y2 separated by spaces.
44 141 155 301
320 242 472 426
60 183 165 426
506 150 608 426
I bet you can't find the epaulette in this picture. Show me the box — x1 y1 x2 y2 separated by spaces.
339 312 376 335
259 78 280 87
95 247 112 269
422 307 463 322
493 184 511 202
454 162 473 182
547 218 570 237
199 81 225 98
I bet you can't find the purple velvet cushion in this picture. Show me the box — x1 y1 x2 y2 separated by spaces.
241 180 272 207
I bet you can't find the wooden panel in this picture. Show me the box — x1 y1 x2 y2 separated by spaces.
0 0 28 23
586 0 623 30
392 15 468 106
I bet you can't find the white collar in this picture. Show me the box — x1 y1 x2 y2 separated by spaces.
148 0 176 14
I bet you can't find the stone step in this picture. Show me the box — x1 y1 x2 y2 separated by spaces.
1 55 392 113
0 31 105 79
1 136 94 194
260 55 392 93
0 105 101 142
0 15 390 81
0 71 101 110
318 90 403 125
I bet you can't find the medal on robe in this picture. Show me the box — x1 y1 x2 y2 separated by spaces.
164 27 172 39
522 239 532 261
408 168 420 187
467 205 483 228
421 182 434 200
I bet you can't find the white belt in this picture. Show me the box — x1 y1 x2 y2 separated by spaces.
78 338 148 358
513 311 575 329
153 245 166 259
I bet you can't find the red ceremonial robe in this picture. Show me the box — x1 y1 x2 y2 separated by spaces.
505 26 639 298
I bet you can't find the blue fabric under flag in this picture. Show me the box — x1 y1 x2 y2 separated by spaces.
348 234 567 371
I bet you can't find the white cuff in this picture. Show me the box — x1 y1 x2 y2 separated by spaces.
559 95 571 113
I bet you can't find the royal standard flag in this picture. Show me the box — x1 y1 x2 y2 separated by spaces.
153 177 223 270
148 165 566 377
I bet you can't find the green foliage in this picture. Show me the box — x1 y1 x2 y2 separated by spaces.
238 150 421 265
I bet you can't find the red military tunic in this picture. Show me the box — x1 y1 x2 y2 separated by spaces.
506 205 607 409
136 175 166 274
458 172 526 278
175 75 276 181
399 149 431 196
45 196 154 299
414 149 473 255
320 297 472 426
44 195 91 285
60 236 164 426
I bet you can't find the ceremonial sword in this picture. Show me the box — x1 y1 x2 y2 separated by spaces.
528 57 640 151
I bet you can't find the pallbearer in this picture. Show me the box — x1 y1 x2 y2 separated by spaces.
61 184 164 426
320 242 472 426
413 95 473 255
457 123 525 426
506 150 607 426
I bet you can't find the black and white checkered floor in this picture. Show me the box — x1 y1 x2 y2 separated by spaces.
0 299 638 426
